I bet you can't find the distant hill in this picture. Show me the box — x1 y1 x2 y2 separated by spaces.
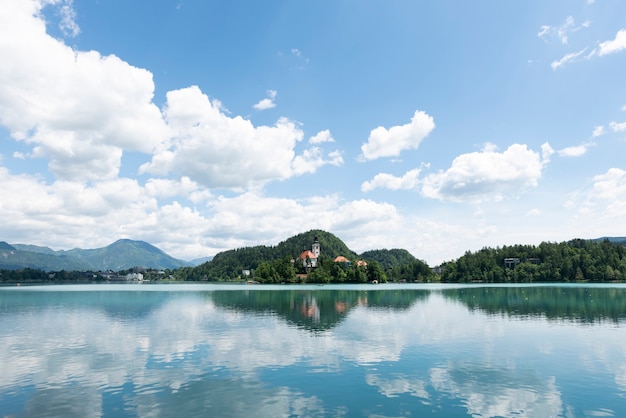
2 242 93 271
2 239 192 272
188 256 214 266
593 237 626 245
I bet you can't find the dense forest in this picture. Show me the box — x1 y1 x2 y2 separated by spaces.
172 230 434 283
440 238 626 283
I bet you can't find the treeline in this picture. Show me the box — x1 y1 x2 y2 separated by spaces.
0 269 98 283
173 246 435 283
0 268 174 283
440 239 626 283
246 254 434 284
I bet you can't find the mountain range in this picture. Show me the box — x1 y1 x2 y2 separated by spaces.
2 234 625 274
0 239 194 272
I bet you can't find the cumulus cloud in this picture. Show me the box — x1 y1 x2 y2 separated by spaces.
597 29 626 56
360 111 435 161
588 168 626 200
309 130 334 144
420 143 554 203
573 167 626 226
361 168 423 192
252 90 277 110
0 0 169 181
557 142 595 157
140 86 341 189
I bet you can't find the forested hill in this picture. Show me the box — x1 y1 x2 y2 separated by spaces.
173 230 433 282
175 230 357 281
360 249 417 270
440 238 626 283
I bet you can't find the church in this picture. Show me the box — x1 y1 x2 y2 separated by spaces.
299 236 320 268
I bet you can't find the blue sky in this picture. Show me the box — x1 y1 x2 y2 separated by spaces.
1 0 626 265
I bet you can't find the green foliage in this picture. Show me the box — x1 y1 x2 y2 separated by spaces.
440 239 626 283
359 248 416 270
0 268 104 283
275 230 357 260
176 230 360 281
174 230 440 283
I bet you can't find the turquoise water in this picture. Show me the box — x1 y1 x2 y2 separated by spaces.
0 283 625 417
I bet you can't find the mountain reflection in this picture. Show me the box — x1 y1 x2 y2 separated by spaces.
441 285 626 323
209 289 430 331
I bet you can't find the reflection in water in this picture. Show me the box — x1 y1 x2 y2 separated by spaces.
0 284 625 417
211 288 429 331
441 285 626 323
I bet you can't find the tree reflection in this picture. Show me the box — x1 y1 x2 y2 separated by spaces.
441 286 626 323
210 289 430 332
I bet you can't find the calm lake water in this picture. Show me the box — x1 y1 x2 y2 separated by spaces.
1 283 625 417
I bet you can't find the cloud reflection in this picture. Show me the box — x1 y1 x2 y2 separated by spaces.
0 287 625 416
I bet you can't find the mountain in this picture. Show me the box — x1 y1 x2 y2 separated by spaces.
64 239 193 271
1 242 93 271
2 239 192 272
188 256 214 266
12 244 59 255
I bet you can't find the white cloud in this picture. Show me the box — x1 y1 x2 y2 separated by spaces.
597 29 626 56
526 208 542 216
588 168 626 200
360 111 435 161
551 48 588 70
538 16 590 44
420 143 553 203
557 142 594 157
309 129 334 144
0 0 169 181
592 125 605 137
56 0 80 37
550 28 626 69
609 121 626 132
575 168 626 225
140 86 339 190
361 168 422 192
252 90 277 110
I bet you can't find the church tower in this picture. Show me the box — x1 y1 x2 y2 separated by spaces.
312 235 320 258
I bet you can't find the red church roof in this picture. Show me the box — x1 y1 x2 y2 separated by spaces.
300 250 316 259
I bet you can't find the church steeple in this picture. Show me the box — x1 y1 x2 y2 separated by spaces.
312 235 320 258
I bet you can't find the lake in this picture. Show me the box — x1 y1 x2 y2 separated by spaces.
1 283 625 417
